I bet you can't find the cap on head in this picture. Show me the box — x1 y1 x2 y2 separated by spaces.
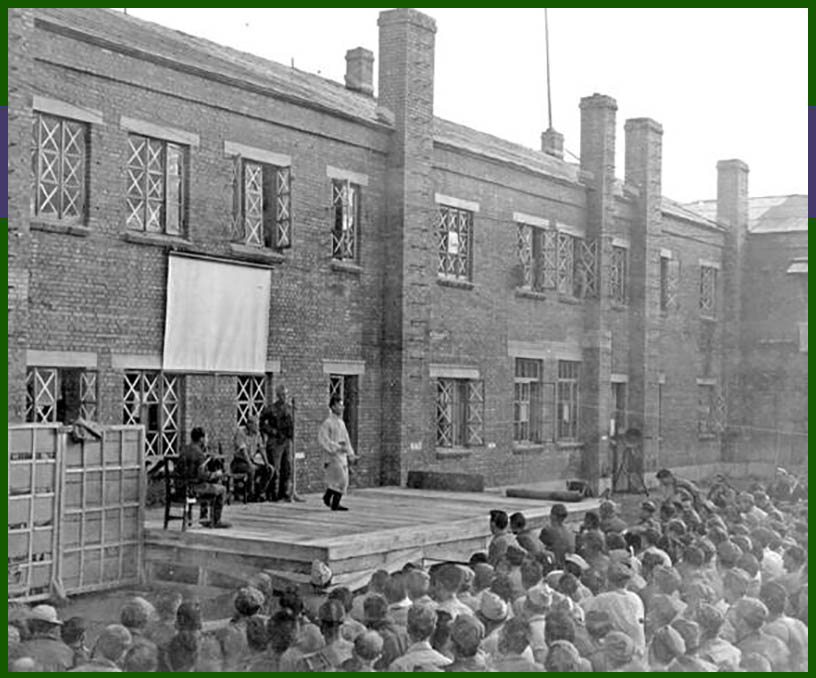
29 604 62 626
478 591 508 622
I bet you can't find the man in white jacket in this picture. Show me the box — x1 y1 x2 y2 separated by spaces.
318 395 357 511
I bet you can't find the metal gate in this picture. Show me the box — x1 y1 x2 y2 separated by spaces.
8 424 145 602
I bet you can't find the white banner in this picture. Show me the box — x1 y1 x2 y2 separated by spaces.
163 254 271 374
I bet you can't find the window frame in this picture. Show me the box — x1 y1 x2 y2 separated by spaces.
25 366 98 424
233 157 292 250
31 113 88 223
556 361 580 442
331 178 361 262
517 223 557 292
699 265 718 317
126 134 187 235
235 374 269 427
513 358 545 445
437 204 474 282
122 371 183 465
610 245 628 305
435 378 484 449
697 383 718 438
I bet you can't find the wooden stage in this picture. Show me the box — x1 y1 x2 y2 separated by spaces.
144 487 599 593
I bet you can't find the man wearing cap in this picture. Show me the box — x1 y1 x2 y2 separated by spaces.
697 603 742 671
18 604 74 672
666 618 718 671
538 503 575 568
70 624 132 672
603 630 647 671
62 617 91 668
731 597 791 671
655 468 705 512
389 603 451 671
585 560 646 656
446 614 488 672
318 394 357 511
119 597 158 656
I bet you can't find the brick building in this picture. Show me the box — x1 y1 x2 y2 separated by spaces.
8 8 807 491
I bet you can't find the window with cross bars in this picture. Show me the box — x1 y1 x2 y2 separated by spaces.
699 265 717 316
556 233 598 299
126 134 185 235
331 179 360 262
31 113 87 222
437 205 473 282
122 372 182 464
610 246 628 305
556 361 580 441
232 158 292 249
25 367 97 423
517 224 557 292
435 378 484 448
697 383 724 437
514 358 549 444
236 375 267 426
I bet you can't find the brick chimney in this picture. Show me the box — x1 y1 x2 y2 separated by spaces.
716 159 749 230
579 93 617 235
540 127 564 159
344 47 374 96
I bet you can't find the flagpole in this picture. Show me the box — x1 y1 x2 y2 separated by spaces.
545 8 553 130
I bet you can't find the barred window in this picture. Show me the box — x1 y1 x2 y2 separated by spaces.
31 113 87 222
126 134 186 235
556 233 598 299
232 158 292 249
517 224 557 291
699 265 717 316
25 367 97 423
556 361 580 441
610 246 628 305
123 372 182 464
331 179 360 261
437 205 473 282
436 378 484 448
236 375 267 426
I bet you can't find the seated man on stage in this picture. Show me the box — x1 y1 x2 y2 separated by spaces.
231 416 273 501
178 427 231 529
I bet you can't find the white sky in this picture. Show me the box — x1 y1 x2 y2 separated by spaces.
122 8 807 203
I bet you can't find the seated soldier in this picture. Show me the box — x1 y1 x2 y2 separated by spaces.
178 427 230 529
231 416 272 501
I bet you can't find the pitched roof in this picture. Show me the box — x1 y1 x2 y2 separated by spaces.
661 198 722 230
34 8 386 128
683 195 808 233
433 118 582 184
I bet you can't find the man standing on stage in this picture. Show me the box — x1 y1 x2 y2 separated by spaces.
260 384 304 502
318 394 357 511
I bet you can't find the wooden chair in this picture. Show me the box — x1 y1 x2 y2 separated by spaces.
150 455 197 531
229 472 251 505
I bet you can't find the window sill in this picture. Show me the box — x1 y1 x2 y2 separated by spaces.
330 259 363 275
437 277 474 291
123 230 188 248
229 243 285 264
514 288 548 301
30 220 91 238
558 295 582 305
512 444 546 455
556 441 584 450
611 302 628 311
435 447 473 459
700 314 717 322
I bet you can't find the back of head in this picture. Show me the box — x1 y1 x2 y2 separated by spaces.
509 511 526 532
544 610 575 645
267 608 297 654
490 509 509 531
363 593 389 624
651 625 685 664
406 568 431 599
328 586 353 613
499 616 530 655
671 618 700 654
583 511 600 530
368 569 390 594
95 624 132 663
190 426 205 443
759 581 787 616
354 630 383 662
234 585 264 617
61 616 86 646
450 615 484 658
278 585 304 617
585 609 612 640
604 630 635 668
384 572 407 604
489 573 515 602
737 552 760 579
123 642 158 672
407 603 437 641
216 623 247 666
176 599 202 632
545 639 581 672
551 503 568 523
9 657 44 672
605 532 626 551
120 596 154 631
741 652 772 672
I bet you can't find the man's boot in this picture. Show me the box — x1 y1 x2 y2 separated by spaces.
323 490 333 508
212 498 231 529
330 492 348 511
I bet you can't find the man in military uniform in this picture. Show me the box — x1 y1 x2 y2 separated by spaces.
260 384 304 502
